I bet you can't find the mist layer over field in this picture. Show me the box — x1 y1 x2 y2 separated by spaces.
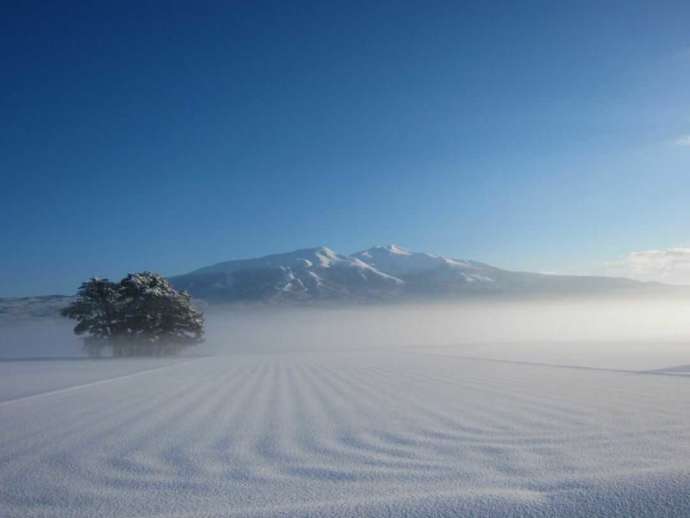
199 297 690 371
2 297 690 517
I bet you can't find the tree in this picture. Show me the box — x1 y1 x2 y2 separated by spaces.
61 273 204 357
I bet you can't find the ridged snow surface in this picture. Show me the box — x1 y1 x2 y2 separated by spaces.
2 349 690 517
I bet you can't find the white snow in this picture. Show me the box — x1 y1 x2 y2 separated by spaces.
352 244 495 282
193 246 344 275
3 303 690 517
383 244 412 255
181 246 405 299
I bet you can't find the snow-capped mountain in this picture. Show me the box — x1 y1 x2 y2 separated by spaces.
354 244 658 296
170 244 655 303
171 247 404 302
0 245 667 319
352 245 496 288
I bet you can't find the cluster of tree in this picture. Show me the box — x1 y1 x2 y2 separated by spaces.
61 272 204 357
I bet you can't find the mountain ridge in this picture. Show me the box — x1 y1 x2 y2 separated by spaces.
1 245 676 318
170 244 661 303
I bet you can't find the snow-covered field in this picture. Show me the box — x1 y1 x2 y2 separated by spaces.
2 303 690 517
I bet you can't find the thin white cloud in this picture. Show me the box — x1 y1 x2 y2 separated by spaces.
674 135 690 147
605 248 690 285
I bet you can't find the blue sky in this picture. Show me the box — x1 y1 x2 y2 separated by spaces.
2 1 690 296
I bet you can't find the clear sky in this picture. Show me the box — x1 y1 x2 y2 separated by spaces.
2 1 690 296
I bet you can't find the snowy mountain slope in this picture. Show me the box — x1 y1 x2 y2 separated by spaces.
172 246 404 302
171 244 661 303
352 244 486 276
353 244 649 296
1 246 668 317
353 244 497 287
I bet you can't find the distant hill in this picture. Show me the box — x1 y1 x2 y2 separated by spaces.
0 295 74 321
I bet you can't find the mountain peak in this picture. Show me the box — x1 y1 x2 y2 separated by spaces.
298 246 338 267
355 244 412 259
314 246 337 258
379 244 412 256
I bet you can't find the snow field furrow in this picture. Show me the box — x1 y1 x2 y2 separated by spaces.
3 351 690 517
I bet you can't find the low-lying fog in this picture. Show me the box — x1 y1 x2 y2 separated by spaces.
4 297 690 371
